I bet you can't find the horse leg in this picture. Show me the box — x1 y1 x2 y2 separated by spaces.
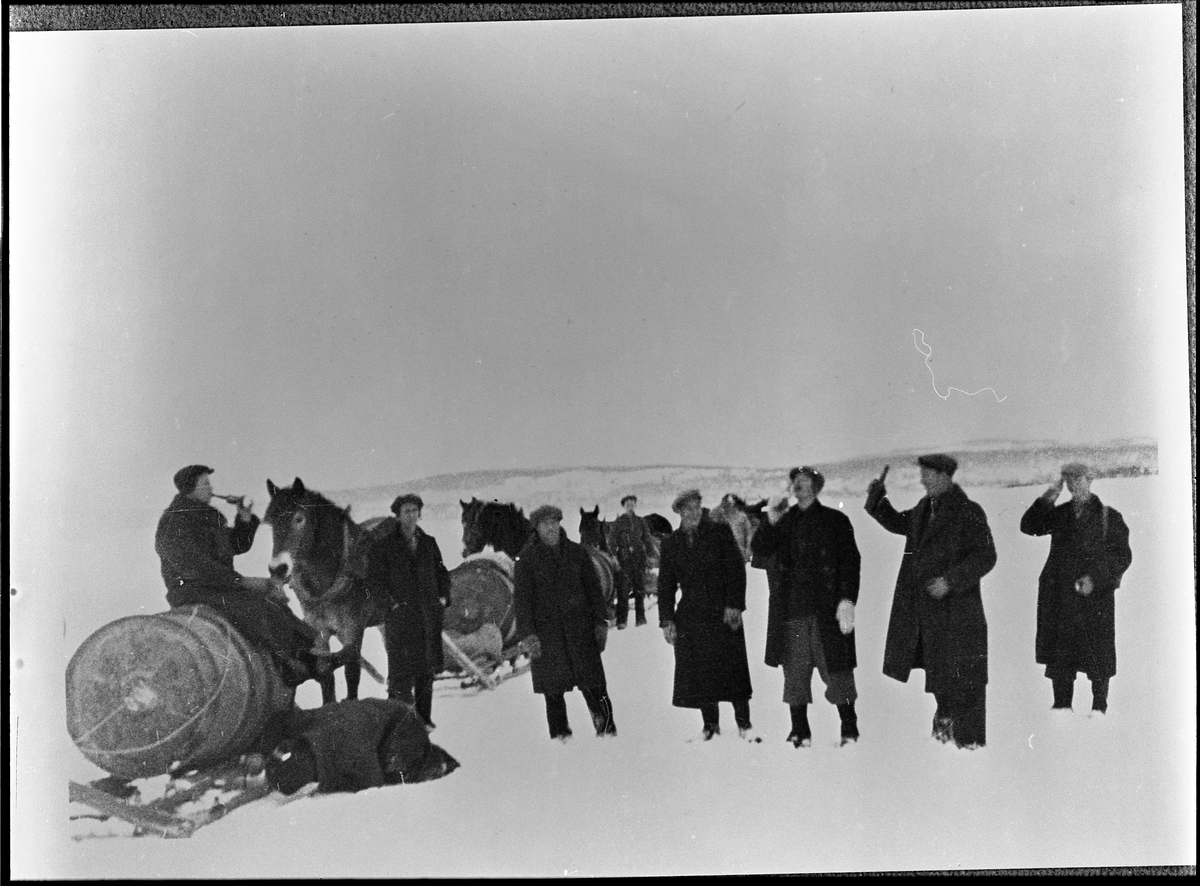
319 672 337 706
344 654 362 700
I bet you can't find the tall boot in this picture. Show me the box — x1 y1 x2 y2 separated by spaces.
837 702 859 745
583 688 617 736
1051 676 1075 711
1090 677 1110 716
787 704 811 748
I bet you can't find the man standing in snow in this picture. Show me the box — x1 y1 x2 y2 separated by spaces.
865 455 997 749
156 464 340 686
367 494 453 731
658 489 757 742
1019 462 1132 716
514 505 617 741
609 494 653 628
751 467 862 747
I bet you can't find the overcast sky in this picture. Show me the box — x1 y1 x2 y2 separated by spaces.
10 6 1189 505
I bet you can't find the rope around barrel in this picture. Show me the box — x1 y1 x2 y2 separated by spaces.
74 611 235 757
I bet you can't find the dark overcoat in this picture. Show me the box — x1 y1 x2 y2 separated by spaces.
657 517 752 707
155 494 316 658
367 520 452 675
514 532 609 696
750 501 861 672
866 484 997 695
1019 494 1132 678
155 493 259 597
610 512 653 574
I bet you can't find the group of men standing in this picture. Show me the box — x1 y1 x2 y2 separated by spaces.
509 453 1133 751
155 450 1132 753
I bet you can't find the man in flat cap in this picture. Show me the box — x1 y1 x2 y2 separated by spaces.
156 464 337 686
752 467 863 748
365 493 452 730
1020 463 1132 717
658 489 757 742
609 494 654 628
864 454 997 749
514 505 617 741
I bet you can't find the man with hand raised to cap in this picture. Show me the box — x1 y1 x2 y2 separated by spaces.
1020 462 1132 717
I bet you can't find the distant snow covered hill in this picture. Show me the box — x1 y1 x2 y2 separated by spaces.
330 439 1157 522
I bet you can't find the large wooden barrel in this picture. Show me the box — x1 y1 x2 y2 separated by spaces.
66 605 295 780
444 558 516 647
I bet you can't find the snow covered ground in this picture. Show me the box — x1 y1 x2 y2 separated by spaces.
13 472 1196 876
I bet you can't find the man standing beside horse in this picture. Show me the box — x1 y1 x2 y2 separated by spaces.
367 494 453 731
155 464 343 686
658 489 757 742
514 505 617 741
609 494 653 628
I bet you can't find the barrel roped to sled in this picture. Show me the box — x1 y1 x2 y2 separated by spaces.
66 605 295 780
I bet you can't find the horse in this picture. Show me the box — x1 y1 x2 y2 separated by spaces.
642 512 674 541
578 505 612 553
263 477 391 704
461 499 533 560
578 506 621 621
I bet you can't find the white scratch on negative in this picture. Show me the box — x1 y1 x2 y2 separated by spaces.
913 329 1007 402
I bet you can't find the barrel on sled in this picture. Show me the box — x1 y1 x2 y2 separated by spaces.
66 605 295 780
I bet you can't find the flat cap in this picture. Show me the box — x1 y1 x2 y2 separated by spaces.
528 504 564 526
788 465 826 494
671 488 703 513
390 493 424 513
620 494 638 506
917 454 958 476
1060 462 1092 478
173 464 214 494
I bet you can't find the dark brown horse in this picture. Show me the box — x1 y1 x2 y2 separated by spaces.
264 478 390 704
578 505 612 553
461 499 533 560
578 506 621 621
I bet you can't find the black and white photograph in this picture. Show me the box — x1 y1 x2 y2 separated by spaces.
9 4 1195 877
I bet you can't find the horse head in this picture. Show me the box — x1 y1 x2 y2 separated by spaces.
578 506 607 551
264 477 353 593
463 500 531 560
461 497 485 558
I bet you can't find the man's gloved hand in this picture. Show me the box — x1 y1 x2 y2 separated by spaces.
662 622 676 646
723 607 743 630
1074 575 1094 596
594 623 608 653
927 577 950 600
523 634 543 660
836 599 855 635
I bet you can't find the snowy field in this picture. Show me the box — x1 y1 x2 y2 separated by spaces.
12 473 1196 876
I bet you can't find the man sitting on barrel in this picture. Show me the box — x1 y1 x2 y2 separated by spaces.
155 464 349 686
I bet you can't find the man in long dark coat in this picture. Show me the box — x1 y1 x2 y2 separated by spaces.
1019 462 1132 716
367 494 452 730
658 489 756 742
865 454 997 749
752 467 862 747
514 505 617 741
155 464 335 686
609 494 653 628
